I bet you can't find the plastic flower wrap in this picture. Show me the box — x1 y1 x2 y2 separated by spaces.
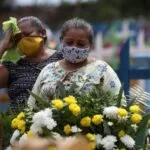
8 83 150 149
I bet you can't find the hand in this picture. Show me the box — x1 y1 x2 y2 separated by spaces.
0 29 15 51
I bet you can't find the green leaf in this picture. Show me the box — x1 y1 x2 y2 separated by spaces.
28 90 49 109
134 112 150 149
55 81 67 99
103 121 111 135
117 85 124 107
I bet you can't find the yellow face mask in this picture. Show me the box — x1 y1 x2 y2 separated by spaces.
17 36 44 56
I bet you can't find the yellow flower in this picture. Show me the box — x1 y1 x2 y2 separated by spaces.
27 130 34 138
86 133 95 141
17 120 26 132
129 105 141 113
64 96 77 104
52 99 64 109
92 115 103 125
89 142 96 150
80 117 91 127
131 113 142 124
69 103 81 116
47 146 56 150
120 148 126 150
118 130 125 137
11 118 19 128
117 108 128 117
17 112 25 120
64 124 71 135
21 126 26 133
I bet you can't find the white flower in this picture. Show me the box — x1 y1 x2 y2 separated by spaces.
10 130 20 145
131 124 138 132
71 126 82 133
95 134 102 147
30 108 57 134
19 133 28 145
103 106 118 119
120 134 135 148
101 135 117 150
107 122 113 126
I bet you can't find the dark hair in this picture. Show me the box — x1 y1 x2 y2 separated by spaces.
60 18 94 44
18 16 45 34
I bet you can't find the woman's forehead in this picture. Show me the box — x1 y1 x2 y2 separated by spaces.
64 28 89 39
18 22 35 32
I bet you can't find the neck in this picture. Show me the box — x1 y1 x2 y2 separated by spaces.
61 59 88 72
23 46 50 63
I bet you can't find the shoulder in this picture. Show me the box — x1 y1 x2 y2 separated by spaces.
47 49 63 61
40 61 57 74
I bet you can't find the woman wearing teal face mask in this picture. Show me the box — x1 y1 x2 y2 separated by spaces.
28 18 126 108
0 16 63 113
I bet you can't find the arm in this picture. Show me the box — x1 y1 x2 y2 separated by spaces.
0 64 9 103
102 63 127 106
27 67 46 109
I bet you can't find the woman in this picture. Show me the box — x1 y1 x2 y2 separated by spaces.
0 16 63 113
28 18 126 108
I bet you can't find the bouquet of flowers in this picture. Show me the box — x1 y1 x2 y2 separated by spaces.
8 83 150 150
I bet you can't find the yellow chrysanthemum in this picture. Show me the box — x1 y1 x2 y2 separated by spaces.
92 114 103 125
120 148 126 150
129 105 141 113
89 142 96 150
117 108 128 117
86 133 95 141
11 118 19 128
69 103 81 116
17 112 25 120
64 96 77 104
51 99 64 109
27 130 34 138
131 113 142 124
80 117 91 127
21 126 26 133
64 124 71 135
18 120 26 130
118 130 125 137
47 146 56 150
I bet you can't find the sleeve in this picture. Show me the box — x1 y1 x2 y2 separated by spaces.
102 63 127 106
27 65 49 109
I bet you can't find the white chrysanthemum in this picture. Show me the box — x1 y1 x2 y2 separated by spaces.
30 108 57 134
10 130 20 145
107 122 113 126
103 106 118 119
120 134 135 148
95 134 102 147
101 135 117 150
131 124 138 132
71 126 82 133
19 133 28 145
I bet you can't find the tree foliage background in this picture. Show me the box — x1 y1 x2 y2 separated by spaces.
0 0 150 29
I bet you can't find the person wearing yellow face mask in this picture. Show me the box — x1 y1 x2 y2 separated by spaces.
0 16 63 113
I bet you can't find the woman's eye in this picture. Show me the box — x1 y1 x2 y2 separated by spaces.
65 41 73 46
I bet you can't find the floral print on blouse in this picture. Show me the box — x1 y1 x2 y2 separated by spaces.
28 60 126 108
